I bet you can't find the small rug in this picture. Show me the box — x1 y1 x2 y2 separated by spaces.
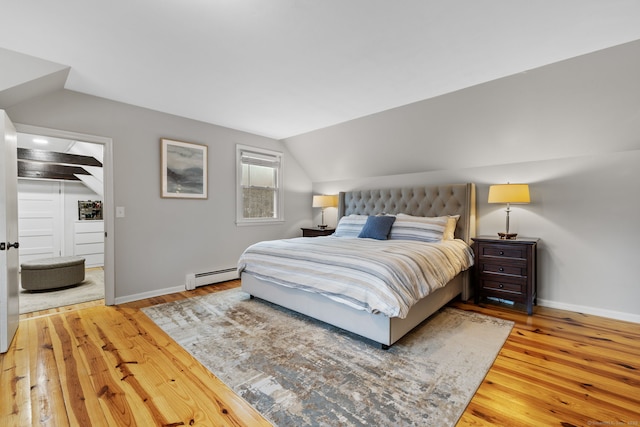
19 268 104 314
142 288 513 426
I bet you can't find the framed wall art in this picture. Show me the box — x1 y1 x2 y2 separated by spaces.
161 138 208 199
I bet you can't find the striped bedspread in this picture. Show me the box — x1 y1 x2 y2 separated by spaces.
237 237 474 318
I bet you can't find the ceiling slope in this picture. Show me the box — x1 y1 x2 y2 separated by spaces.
0 48 69 109
2 1 640 139
284 39 640 182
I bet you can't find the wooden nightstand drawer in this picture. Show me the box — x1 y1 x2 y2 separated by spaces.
479 277 525 296
479 261 527 277
477 243 527 260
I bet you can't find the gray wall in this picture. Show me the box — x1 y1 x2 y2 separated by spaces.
6 39 640 323
286 41 640 323
8 90 312 301
311 152 640 322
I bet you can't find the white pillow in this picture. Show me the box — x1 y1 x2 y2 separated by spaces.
388 213 449 242
333 214 368 238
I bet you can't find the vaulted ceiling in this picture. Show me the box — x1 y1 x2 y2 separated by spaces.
2 1 640 140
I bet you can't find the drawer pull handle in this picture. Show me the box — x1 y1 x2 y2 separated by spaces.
499 284 504 289
499 250 504 255
499 267 504 272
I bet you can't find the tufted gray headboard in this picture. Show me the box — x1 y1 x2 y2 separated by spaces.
338 183 476 244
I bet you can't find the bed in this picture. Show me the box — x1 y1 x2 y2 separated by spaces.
239 183 476 348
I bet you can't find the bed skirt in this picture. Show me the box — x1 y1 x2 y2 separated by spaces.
241 271 465 348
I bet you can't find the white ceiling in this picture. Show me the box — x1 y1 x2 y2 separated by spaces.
16 132 102 160
2 1 640 140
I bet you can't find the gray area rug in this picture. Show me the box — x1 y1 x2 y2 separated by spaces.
19 268 104 314
142 288 513 427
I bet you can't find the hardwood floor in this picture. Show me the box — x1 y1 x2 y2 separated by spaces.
450 300 640 426
2 280 639 426
2 281 270 427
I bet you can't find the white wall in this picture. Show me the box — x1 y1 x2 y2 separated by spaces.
62 181 102 259
17 179 102 264
17 179 62 264
8 90 313 302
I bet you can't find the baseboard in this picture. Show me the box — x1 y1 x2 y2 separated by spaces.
113 285 185 305
538 298 640 324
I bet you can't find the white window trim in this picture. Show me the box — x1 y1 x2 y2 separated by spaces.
236 144 284 226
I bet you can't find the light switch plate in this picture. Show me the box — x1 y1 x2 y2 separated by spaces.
116 206 125 218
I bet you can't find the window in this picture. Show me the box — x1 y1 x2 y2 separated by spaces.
236 145 283 225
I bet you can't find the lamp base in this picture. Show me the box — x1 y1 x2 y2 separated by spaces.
317 224 328 229
498 232 518 240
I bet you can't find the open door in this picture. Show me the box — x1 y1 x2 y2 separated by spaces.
1 110 20 353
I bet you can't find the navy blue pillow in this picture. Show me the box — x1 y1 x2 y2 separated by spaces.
358 215 396 240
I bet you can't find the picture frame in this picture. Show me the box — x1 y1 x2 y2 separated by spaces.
161 138 208 199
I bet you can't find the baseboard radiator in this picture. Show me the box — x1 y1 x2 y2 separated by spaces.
185 267 238 290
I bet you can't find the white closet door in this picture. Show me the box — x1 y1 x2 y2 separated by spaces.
1 110 19 353
17 179 63 266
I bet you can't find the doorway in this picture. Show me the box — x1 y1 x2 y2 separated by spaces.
14 124 115 309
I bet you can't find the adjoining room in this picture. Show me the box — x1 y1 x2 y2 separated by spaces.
16 133 105 314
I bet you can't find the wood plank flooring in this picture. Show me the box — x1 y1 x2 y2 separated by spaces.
2 280 639 426
449 300 640 426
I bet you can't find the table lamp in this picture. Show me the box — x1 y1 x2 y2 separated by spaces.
488 183 530 239
312 195 338 229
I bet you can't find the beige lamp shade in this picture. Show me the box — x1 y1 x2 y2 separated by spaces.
488 184 530 204
312 195 338 208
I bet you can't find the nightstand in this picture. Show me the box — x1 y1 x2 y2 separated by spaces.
301 227 335 237
473 236 539 315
